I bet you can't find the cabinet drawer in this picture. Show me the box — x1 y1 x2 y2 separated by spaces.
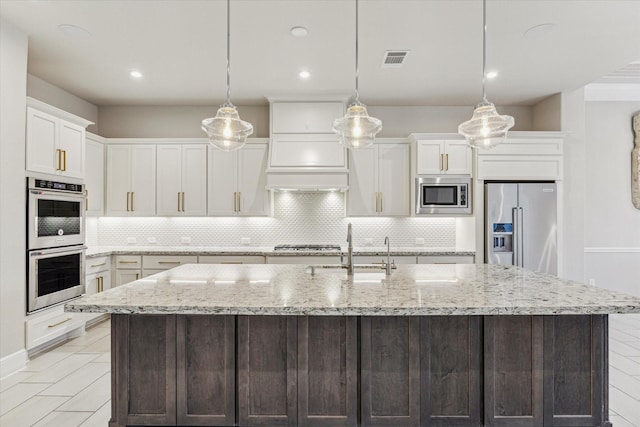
198 255 265 264
86 256 111 275
417 255 475 264
143 255 197 270
115 255 142 269
26 305 84 350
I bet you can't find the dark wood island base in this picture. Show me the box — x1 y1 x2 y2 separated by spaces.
109 314 610 427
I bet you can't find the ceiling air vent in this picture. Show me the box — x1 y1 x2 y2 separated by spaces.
382 50 409 68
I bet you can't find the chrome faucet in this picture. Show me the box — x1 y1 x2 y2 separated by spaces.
345 223 354 275
383 236 393 275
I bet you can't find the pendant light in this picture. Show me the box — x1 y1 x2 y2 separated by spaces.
202 0 253 151
332 0 382 150
458 0 514 149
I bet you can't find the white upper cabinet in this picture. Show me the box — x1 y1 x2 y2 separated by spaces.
271 102 343 134
208 142 269 216
157 144 207 216
414 140 472 175
85 134 105 216
348 142 410 216
106 144 156 216
26 99 93 179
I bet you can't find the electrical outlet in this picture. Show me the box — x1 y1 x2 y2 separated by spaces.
147 237 157 244
181 236 191 245
126 237 136 244
588 278 596 286
415 238 425 246
241 237 251 245
364 238 373 246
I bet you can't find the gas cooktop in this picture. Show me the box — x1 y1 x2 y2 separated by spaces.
273 244 342 252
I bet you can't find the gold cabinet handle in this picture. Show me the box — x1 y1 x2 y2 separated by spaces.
380 192 383 213
177 192 181 212
135 273 140 280
90 262 107 268
85 189 89 211
221 261 242 264
126 192 130 212
62 150 67 171
131 192 134 211
118 260 138 264
158 261 181 264
233 192 237 212
48 317 72 328
445 153 449 171
56 149 62 170
97 276 103 293
237 192 241 212
181 192 185 212
440 153 444 171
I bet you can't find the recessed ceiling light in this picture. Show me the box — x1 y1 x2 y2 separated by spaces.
486 71 498 79
524 23 556 39
290 26 308 38
57 24 91 38
299 70 311 79
129 70 143 79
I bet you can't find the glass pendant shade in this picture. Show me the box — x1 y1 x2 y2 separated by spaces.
333 102 382 150
202 103 253 152
458 101 514 149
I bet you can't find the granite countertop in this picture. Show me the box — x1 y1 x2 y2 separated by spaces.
65 263 640 316
85 246 475 258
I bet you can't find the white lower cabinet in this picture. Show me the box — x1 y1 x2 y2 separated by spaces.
115 270 141 286
25 305 84 351
199 255 265 264
417 255 475 264
114 255 142 286
142 255 197 276
84 256 112 324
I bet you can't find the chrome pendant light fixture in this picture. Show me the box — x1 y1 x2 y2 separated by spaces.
202 0 253 151
458 0 514 149
332 0 382 150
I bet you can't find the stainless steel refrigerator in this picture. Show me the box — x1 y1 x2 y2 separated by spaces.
485 182 557 275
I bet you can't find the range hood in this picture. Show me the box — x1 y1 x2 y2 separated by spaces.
266 134 349 192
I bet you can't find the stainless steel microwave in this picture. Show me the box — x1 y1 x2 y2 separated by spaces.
415 176 472 215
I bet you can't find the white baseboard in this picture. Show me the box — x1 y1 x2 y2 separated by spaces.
584 247 640 253
0 348 28 380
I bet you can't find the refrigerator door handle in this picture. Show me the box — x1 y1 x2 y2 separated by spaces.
517 207 524 267
512 207 519 266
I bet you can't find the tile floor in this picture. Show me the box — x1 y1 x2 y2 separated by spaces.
1 314 640 426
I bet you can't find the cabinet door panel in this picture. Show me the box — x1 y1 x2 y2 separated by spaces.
106 145 132 215
444 141 471 175
361 317 420 427
239 143 269 216
130 145 156 216
416 141 443 175
421 316 482 426
298 317 357 426
114 270 140 286
181 145 207 216
484 316 543 427
156 145 183 215
347 147 378 216
58 121 85 178
543 315 604 427
208 148 237 215
378 144 410 216
177 315 235 426
238 316 297 426
26 108 58 175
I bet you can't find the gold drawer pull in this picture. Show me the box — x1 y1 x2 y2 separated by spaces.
90 262 107 268
158 261 181 264
118 261 139 264
48 317 72 328
221 261 242 264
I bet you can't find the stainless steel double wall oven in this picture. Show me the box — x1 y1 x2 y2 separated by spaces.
27 177 86 313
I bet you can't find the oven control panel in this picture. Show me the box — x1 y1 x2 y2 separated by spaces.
29 178 84 193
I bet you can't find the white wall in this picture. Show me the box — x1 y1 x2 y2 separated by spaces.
27 74 99 134
532 94 561 131
0 18 28 370
97 104 534 139
583 101 640 296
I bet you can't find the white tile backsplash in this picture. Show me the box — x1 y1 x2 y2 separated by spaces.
89 192 457 247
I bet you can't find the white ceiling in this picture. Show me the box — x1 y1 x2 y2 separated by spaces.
1 0 639 107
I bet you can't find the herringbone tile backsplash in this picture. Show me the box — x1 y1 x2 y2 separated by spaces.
88 192 457 247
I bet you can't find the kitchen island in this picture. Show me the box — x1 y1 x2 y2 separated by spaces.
66 264 640 427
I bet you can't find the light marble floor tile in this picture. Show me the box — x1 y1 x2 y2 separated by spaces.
0 371 34 393
38 362 110 397
76 335 110 354
610 328 640 342
610 339 640 357
611 352 640 376
78 401 111 427
32 410 92 427
93 352 110 364
61 325 110 348
22 353 100 384
610 366 640 400
57 372 110 411
610 385 640 426
22 350 73 373
0 395 69 427
0 382 50 416
611 414 638 427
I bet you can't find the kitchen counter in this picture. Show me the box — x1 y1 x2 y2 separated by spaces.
85 245 475 258
71 263 640 427
66 263 640 316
